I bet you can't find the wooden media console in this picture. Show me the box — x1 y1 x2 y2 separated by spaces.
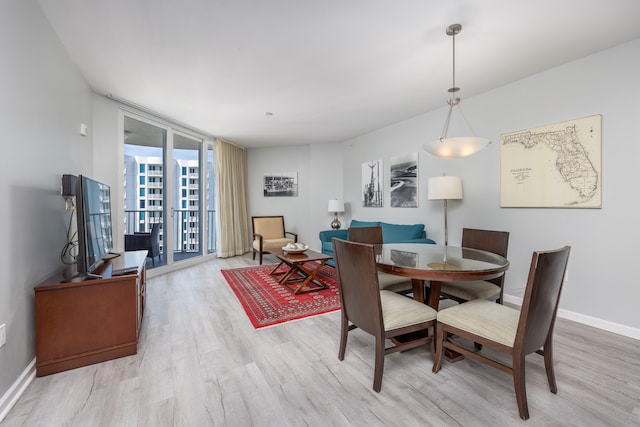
34 250 147 376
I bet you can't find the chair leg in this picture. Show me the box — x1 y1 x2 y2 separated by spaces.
429 325 435 359
513 355 530 420
259 252 263 265
373 335 385 392
338 311 349 361
252 250 256 260
542 337 558 393
432 322 444 373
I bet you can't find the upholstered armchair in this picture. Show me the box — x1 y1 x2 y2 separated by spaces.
251 216 297 264
124 222 162 265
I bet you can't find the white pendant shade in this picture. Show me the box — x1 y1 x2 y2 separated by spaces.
425 23 490 159
423 136 491 159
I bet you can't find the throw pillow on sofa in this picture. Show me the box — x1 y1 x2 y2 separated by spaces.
381 222 425 242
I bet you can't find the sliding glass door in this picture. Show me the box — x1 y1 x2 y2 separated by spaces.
172 133 203 262
123 113 213 270
207 145 216 253
124 116 167 267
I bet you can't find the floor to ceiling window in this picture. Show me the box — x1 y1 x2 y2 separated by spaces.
172 133 202 262
207 145 216 253
123 113 214 270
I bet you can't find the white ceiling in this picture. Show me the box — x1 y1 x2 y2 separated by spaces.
38 0 640 148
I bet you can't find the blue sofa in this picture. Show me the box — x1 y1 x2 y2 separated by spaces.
319 219 436 266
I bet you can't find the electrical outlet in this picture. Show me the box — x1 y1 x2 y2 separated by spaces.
0 323 6 348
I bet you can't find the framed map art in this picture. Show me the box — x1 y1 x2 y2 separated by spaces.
500 115 602 208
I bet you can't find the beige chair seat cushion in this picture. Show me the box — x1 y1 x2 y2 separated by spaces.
252 238 295 252
436 299 520 347
439 280 501 301
380 290 437 331
377 272 412 293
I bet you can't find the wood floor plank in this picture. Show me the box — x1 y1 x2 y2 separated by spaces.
2 253 639 426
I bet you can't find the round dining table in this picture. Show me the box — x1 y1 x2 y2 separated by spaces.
376 243 510 310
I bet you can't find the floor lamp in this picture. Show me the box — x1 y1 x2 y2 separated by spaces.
428 176 463 246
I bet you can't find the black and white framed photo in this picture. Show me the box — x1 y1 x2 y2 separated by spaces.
362 160 383 207
263 172 298 197
390 152 418 207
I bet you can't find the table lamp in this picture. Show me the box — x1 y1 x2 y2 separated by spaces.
428 175 463 246
328 199 345 229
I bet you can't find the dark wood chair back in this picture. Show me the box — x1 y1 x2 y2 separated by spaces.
333 237 436 392
332 237 384 337
462 228 509 256
433 245 570 419
517 246 571 355
348 226 383 244
348 226 383 255
461 227 510 300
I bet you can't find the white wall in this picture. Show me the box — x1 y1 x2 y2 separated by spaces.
247 143 343 252
245 38 640 335
0 0 94 410
91 95 123 249
340 37 640 333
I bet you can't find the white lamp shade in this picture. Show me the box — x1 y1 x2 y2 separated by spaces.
428 176 463 200
423 136 491 159
328 199 345 213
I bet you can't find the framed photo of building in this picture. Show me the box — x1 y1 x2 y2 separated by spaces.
390 152 418 207
362 160 383 207
263 172 298 197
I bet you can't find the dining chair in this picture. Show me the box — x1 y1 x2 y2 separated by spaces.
347 226 413 294
438 228 510 304
251 216 297 264
332 237 437 392
432 245 571 420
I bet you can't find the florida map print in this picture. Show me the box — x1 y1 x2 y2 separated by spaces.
500 115 601 208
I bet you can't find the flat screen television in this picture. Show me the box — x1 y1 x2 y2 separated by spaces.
75 175 114 279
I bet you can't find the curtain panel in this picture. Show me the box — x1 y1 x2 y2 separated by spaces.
215 138 250 258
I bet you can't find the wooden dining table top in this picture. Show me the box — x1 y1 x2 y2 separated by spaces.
375 243 510 308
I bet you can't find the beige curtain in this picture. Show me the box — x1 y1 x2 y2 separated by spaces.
215 138 251 258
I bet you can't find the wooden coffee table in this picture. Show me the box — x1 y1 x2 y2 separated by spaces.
268 248 333 294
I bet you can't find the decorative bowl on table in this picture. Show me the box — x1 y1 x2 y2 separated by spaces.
282 243 308 253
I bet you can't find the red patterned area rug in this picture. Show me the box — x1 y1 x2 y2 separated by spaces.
221 263 341 329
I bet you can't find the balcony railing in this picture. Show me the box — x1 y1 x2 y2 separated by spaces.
124 209 217 267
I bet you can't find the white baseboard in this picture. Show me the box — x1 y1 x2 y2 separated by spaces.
0 358 35 423
503 294 640 341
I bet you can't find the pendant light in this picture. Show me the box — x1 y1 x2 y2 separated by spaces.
423 24 490 158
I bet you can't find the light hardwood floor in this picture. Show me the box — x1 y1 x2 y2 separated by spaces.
2 253 639 426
